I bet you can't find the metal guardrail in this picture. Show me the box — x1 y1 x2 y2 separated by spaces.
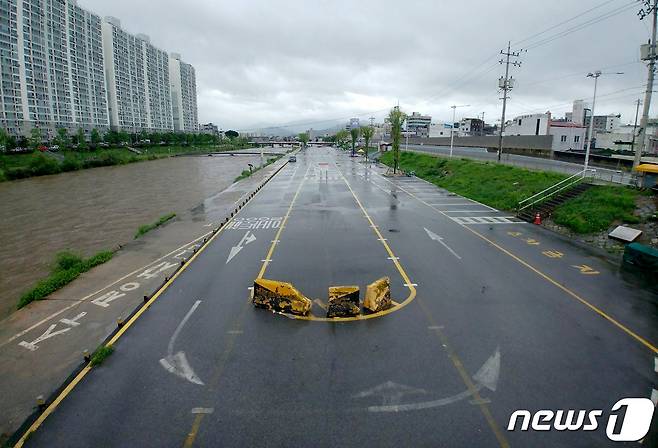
517 169 592 213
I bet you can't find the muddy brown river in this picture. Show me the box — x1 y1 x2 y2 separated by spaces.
0 154 260 319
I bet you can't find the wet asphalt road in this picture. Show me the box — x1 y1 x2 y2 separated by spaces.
25 147 657 447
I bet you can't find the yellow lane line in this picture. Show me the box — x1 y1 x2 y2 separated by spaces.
182 413 207 448
273 162 417 322
418 298 510 448
346 163 508 447
376 172 658 355
257 164 310 279
13 162 291 448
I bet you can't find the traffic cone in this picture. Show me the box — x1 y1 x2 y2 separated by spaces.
533 213 542 225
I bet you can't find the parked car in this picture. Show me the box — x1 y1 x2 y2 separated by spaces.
49 145 59 151
288 156 297 162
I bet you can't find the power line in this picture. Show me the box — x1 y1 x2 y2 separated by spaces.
513 0 620 46
523 2 638 50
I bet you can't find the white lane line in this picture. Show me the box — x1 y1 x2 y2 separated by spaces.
424 227 463 260
404 283 418 287
191 407 214 414
0 232 212 349
388 257 400 261
428 203 482 207
655 357 658 373
651 389 658 406
444 210 503 213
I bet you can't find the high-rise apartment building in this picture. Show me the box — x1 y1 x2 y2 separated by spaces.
102 17 174 133
169 53 198 132
0 2 197 138
0 0 109 137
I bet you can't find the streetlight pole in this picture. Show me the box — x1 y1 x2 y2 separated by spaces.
584 71 624 175
449 104 469 158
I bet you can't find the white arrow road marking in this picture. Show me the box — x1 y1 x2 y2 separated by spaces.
353 381 428 406
159 300 204 386
226 230 257 264
360 347 500 412
424 227 462 260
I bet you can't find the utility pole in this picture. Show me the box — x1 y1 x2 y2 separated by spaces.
497 41 522 162
636 0 658 169
481 112 486 136
631 99 642 155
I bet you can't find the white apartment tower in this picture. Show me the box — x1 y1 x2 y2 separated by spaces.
1 3 197 137
0 0 109 137
169 53 198 132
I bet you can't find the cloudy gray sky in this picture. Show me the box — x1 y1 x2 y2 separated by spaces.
81 0 652 132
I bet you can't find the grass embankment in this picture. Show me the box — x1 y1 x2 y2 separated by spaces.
135 213 176 239
380 151 642 234
234 156 280 182
552 186 641 233
0 144 245 182
18 250 114 309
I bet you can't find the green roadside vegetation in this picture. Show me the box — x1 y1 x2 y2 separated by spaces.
18 250 114 309
135 213 177 239
0 143 249 182
380 151 643 234
234 156 279 182
552 186 641 233
90 345 114 367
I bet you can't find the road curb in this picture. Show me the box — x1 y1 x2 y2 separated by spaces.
8 159 290 448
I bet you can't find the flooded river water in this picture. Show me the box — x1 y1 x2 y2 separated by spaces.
0 154 260 319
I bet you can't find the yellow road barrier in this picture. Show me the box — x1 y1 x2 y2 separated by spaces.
252 279 311 316
327 286 360 318
364 277 391 313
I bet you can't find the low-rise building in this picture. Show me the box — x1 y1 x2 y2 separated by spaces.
457 118 484 137
346 118 360 131
406 112 431 138
429 122 454 138
549 121 586 152
504 112 585 152
199 122 219 135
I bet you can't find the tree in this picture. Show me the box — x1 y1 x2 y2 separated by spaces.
388 106 406 174
334 129 349 150
298 132 310 148
117 130 130 144
350 127 360 157
360 126 374 162
29 127 42 150
0 128 9 152
90 128 101 146
224 130 239 140
76 128 88 150
54 128 69 150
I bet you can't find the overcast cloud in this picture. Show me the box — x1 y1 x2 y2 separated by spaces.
80 0 652 131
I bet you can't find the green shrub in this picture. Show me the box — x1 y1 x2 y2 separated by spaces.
547 186 640 234
90 345 114 366
17 249 114 309
134 213 176 238
28 154 61 176
4 166 32 180
61 157 82 172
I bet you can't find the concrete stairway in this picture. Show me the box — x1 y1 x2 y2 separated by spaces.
518 183 593 223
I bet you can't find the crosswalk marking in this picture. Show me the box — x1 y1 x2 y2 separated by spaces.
451 216 523 225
